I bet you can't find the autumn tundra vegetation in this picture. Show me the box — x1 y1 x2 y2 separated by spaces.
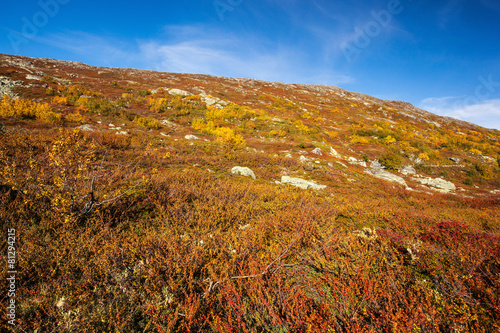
1 54 500 332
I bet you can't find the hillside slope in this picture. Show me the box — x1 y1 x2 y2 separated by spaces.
1 54 499 332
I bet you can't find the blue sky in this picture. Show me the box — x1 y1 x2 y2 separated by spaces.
2 0 500 129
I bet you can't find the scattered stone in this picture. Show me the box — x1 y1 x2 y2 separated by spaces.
0 76 22 97
162 119 178 127
109 123 115 127
336 161 348 168
348 157 367 167
78 124 95 132
312 148 323 156
400 166 416 175
26 74 41 80
364 168 407 187
280 176 326 190
409 154 423 164
231 166 256 179
238 224 252 231
412 176 456 193
185 134 199 140
482 155 496 163
448 157 461 163
329 147 341 158
115 131 128 135
299 155 310 163
354 227 378 241
168 88 191 96
370 160 385 169
285 153 292 158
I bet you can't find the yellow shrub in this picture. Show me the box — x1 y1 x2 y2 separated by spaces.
192 118 216 134
134 116 161 130
206 104 255 121
149 97 169 113
328 131 339 138
214 127 246 148
0 95 60 122
294 120 310 134
383 135 397 144
350 135 370 144
52 96 69 105
400 141 419 153
122 93 133 101
469 148 482 155
65 112 85 124
418 153 430 161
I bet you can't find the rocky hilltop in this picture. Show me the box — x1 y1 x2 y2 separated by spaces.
1 53 498 196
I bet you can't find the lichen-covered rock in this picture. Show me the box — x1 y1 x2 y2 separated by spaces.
400 166 416 175
412 176 456 193
312 148 323 156
168 88 191 96
231 166 256 179
364 168 407 187
329 147 342 158
280 176 326 190
185 134 199 140
348 157 367 167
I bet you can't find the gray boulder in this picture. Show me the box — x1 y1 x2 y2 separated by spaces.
168 88 191 96
312 148 323 156
281 176 326 190
364 168 407 187
231 166 256 179
329 147 341 158
400 166 416 175
370 160 385 169
412 176 456 193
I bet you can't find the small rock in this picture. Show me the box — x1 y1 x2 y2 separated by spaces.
448 157 461 163
370 160 385 169
231 166 256 179
78 124 95 132
400 166 416 175
299 155 310 163
238 224 252 231
329 147 341 158
185 134 199 140
116 131 128 135
280 176 326 190
312 148 323 156
26 74 41 80
348 157 367 167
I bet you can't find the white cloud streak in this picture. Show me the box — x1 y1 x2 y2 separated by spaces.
36 26 354 86
420 96 500 130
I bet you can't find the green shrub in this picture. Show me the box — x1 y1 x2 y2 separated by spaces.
134 116 161 130
379 150 403 170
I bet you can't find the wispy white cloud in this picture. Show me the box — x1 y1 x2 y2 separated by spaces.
420 96 500 130
36 26 354 86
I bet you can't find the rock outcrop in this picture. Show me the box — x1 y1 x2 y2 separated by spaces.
280 176 326 190
364 168 407 187
412 176 456 193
